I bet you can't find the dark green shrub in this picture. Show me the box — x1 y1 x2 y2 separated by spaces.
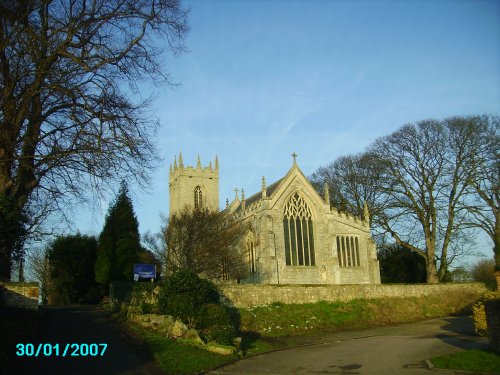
204 324 236 346
157 270 220 322
197 304 231 329
197 304 237 345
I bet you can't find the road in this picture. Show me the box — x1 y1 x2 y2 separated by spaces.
210 316 490 375
11 305 164 375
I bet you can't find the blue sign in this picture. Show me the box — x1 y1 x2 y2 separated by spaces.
133 263 156 280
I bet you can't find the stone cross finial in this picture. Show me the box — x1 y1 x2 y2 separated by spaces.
234 188 239 200
292 152 297 164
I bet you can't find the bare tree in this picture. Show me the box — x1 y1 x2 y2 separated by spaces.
0 0 189 280
463 115 500 271
368 116 484 283
471 258 496 288
310 152 386 223
313 116 488 283
164 207 249 281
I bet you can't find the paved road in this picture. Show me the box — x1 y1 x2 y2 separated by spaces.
12 305 164 375
211 317 489 375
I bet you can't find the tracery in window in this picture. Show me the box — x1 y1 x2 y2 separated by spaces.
283 192 315 266
194 186 203 209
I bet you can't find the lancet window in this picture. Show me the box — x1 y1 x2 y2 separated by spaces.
246 232 256 273
194 186 203 209
283 192 315 266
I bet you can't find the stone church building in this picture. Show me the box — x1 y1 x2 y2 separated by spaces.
169 153 380 285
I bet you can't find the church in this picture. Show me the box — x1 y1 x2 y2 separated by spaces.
169 153 380 285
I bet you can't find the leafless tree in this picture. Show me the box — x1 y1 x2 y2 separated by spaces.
462 115 500 271
368 116 485 283
164 207 249 281
0 0 189 279
471 258 495 288
310 152 386 223
313 116 488 283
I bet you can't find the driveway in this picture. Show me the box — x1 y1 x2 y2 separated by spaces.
12 305 164 375
210 316 489 375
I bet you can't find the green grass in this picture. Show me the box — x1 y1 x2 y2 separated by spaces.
239 293 477 337
129 324 238 375
431 349 500 374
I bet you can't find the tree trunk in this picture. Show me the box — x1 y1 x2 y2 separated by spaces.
426 258 439 284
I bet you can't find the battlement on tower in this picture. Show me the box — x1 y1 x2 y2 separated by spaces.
168 153 219 216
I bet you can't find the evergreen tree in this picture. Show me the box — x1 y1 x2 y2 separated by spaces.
95 182 142 286
47 234 98 304
378 244 427 284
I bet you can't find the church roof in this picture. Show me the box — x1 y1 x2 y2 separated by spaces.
244 177 283 206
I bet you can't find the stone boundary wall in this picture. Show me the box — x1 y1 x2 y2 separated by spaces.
0 282 40 309
219 283 487 307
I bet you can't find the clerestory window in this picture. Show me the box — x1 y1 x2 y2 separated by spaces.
283 192 315 266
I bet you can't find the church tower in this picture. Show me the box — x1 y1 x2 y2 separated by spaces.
169 153 219 216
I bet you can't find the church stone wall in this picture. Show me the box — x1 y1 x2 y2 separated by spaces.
220 283 487 307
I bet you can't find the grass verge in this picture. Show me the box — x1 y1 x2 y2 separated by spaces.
129 324 238 375
430 349 500 374
239 292 477 337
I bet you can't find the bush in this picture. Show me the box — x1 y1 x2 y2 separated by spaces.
157 270 220 323
472 291 499 336
197 304 237 345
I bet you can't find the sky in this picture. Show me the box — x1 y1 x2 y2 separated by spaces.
75 0 499 261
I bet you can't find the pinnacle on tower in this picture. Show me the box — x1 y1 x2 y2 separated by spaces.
196 155 202 169
178 152 184 168
262 176 267 198
215 155 219 170
174 156 178 170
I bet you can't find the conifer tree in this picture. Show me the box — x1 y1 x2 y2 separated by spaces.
95 182 142 286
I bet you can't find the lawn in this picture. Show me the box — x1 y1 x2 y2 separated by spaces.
129 325 238 375
430 349 500 374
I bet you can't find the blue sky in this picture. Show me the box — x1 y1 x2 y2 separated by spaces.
77 0 499 259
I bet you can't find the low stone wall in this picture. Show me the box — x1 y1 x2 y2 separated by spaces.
219 283 487 307
0 282 39 309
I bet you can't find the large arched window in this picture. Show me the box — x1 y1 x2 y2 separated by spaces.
246 232 256 273
194 186 203 209
283 192 315 266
